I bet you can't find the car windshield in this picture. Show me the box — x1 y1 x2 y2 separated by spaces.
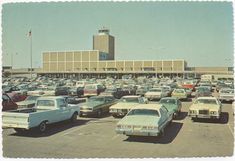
105 88 115 92
160 99 176 104
127 109 159 117
195 99 217 105
26 96 40 101
85 85 96 90
197 88 209 92
88 97 104 102
149 89 161 92
174 89 185 93
37 100 55 106
120 97 139 103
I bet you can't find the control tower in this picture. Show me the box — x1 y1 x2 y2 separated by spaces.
93 28 115 60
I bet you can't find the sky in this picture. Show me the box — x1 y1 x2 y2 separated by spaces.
1 0 234 68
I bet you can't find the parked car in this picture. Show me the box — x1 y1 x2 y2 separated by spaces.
63 96 86 105
144 88 168 101
109 95 147 118
7 92 27 102
16 95 41 108
116 104 173 137
2 96 80 133
136 86 150 96
171 88 188 101
3 86 21 93
181 80 196 91
55 86 69 96
100 88 129 99
80 95 117 117
195 87 212 98
188 97 222 121
218 88 234 103
84 84 105 97
2 93 18 111
159 97 182 118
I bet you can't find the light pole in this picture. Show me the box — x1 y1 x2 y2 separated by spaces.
29 30 32 78
10 52 18 78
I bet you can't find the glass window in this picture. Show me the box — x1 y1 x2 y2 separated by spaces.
37 100 55 106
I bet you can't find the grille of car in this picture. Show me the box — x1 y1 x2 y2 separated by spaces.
199 110 209 115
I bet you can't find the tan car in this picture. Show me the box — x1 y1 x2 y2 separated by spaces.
188 97 222 122
109 95 147 118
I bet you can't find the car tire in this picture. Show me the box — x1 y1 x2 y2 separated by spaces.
159 129 164 137
38 121 47 133
71 113 78 122
191 118 196 122
97 109 102 118
112 114 118 118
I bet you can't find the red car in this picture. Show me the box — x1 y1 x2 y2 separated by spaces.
7 92 27 102
2 93 18 111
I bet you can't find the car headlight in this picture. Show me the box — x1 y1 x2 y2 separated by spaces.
210 111 217 115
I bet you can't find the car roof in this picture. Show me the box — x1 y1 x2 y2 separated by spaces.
132 104 163 110
37 96 65 100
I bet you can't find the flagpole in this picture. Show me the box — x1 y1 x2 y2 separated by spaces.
30 30 32 78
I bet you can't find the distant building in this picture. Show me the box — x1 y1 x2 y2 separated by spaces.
37 28 233 78
93 28 115 60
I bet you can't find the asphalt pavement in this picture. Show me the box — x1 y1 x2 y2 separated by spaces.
2 97 234 158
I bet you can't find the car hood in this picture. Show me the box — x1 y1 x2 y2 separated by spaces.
110 103 139 109
190 103 219 110
118 115 160 126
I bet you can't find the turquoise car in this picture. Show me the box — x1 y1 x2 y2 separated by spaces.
116 104 173 137
159 97 182 119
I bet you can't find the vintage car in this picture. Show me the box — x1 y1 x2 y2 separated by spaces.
188 97 222 121
135 86 150 96
2 96 80 133
80 95 117 117
83 84 105 97
16 95 41 108
218 88 234 103
144 88 168 101
7 92 27 102
195 87 212 98
100 87 130 99
171 88 188 100
159 97 182 118
109 95 147 118
116 104 173 137
2 93 18 111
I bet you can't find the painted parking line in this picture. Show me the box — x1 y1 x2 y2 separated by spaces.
227 123 234 137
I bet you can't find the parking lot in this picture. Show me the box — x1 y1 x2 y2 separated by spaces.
2 99 234 158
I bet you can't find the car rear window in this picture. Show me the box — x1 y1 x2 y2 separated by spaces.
127 109 159 117
37 100 55 106
120 97 139 103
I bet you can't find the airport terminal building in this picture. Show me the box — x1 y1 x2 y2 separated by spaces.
37 28 232 78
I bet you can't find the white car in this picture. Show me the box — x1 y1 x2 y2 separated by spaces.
188 97 222 121
109 95 147 118
144 88 168 100
116 104 173 137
